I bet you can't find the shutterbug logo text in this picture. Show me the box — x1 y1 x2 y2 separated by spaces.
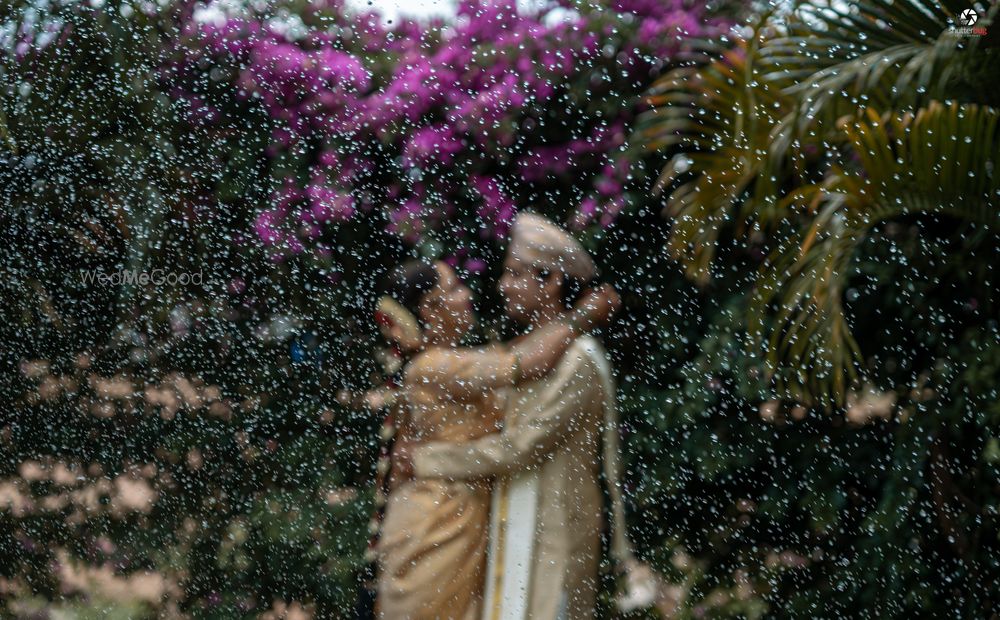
948 7 988 37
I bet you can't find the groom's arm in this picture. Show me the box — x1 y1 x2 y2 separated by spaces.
411 341 601 479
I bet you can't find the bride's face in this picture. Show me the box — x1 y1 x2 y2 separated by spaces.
418 262 475 342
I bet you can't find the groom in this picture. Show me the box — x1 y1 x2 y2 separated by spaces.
399 212 633 620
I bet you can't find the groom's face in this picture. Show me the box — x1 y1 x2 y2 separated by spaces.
498 254 560 324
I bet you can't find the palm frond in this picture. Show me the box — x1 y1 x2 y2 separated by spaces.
637 34 793 285
761 0 999 137
750 101 1000 406
639 0 1000 405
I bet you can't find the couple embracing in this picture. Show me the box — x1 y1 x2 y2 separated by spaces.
369 213 649 620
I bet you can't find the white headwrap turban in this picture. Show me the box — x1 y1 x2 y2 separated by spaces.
508 212 597 280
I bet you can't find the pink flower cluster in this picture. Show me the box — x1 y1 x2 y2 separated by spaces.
172 0 734 263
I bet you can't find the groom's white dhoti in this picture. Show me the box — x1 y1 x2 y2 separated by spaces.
413 335 621 620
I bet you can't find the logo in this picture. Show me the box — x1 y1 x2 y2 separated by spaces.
958 8 979 26
947 6 988 37
80 268 204 286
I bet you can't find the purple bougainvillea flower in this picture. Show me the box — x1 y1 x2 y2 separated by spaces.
465 258 487 273
402 124 464 168
255 209 283 246
174 0 738 254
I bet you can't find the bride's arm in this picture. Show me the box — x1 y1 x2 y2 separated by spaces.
509 284 618 382
406 284 619 400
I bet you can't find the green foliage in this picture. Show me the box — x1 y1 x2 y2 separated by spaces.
640 0 1000 407
632 0 1000 615
2 0 998 618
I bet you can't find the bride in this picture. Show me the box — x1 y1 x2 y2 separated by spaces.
372 259 618 619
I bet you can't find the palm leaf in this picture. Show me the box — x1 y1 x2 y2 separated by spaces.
750 101 1000 406
761 0 1000 138
639 0 1000 405
637 31 794 285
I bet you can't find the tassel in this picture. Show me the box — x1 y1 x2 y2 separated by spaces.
580 336 661 614
615 557 660 613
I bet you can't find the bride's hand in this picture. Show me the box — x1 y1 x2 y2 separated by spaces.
364 388 393 411
389 437 415 486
